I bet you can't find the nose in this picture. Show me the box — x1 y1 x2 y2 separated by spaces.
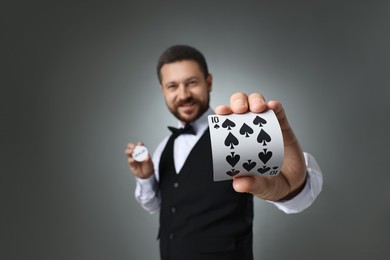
178 84 191 100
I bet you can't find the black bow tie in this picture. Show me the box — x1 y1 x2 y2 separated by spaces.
168 124 196 138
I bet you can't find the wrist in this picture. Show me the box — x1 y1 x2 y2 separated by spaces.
278 172 307 201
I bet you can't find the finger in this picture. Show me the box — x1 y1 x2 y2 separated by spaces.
248 93 267 113
124 143 135 156
128 159 140 174
233 175 291 201
125 142 146 157
230 92 249 114
215 104 232 115
232 176 266 195
267 100 296 146
267 100 287 128
127 154 138 165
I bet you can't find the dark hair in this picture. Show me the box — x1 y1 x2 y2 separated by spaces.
156 45 209 84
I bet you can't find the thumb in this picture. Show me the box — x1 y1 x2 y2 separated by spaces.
232 176 268 195
233 175 291 201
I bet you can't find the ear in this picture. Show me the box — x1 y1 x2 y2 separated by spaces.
206 74 213 92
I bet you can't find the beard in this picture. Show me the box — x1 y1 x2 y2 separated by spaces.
168 95 210 124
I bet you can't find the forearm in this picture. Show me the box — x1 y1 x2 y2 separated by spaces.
269 152 323 213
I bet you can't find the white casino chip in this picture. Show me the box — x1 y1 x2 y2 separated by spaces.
132 145 148 162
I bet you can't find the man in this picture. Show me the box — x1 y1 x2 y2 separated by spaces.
125 45 323 260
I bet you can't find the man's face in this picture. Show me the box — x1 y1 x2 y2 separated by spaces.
160 60 212 124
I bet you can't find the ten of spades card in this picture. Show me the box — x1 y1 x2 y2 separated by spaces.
208 110 284 181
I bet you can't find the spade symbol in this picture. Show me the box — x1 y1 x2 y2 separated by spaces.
226 152 240 167
224 132 239 149
214 124 220 129
242 160 256 172
226 169 240 177
253 116 267 127
257 129 271 146
257 166 271 174
239 123 254 137
258 149 272 164
222 118 236 130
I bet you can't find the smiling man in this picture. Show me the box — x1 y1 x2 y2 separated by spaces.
125 45 323 260
159 59 212 124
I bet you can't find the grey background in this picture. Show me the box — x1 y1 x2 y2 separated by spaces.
2 1 389 259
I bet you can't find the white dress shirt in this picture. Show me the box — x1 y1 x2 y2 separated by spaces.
135 107 323 214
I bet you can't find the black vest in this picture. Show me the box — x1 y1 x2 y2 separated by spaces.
158 128 254 260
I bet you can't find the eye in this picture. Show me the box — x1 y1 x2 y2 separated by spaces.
166 83 177 90
188 79 197 86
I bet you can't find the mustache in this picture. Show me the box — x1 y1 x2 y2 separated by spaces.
177 97 196 106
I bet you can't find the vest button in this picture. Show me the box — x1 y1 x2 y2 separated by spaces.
173 182 179 188
169 233 174 239
171 207 176 213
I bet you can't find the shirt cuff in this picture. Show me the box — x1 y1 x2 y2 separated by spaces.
134 174 160 214
135 174 157 196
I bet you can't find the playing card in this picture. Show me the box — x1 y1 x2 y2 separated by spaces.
208 111 284 181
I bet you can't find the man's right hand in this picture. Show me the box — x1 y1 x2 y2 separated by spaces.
125 142 154 179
